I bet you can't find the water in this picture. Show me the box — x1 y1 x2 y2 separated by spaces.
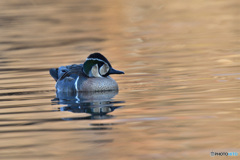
0 0 240 159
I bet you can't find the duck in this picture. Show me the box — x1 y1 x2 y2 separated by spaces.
49 53 124 92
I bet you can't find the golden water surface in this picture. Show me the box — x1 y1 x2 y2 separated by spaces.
0 0 240 159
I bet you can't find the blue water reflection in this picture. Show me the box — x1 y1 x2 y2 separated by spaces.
52 91 124 119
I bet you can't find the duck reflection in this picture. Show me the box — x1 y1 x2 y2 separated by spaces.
52 90 123 119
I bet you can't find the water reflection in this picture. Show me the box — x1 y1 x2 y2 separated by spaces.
52 90 124 119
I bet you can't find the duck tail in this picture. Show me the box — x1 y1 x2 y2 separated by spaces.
49 68 58 82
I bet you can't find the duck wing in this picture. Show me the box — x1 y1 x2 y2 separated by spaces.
59 70 72 80
50 64 83 81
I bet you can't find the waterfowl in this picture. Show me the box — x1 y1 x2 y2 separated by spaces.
49 53 124 92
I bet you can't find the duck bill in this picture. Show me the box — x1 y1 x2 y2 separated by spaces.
109 68 124 74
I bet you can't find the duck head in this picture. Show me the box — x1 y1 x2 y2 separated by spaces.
83 53 124 78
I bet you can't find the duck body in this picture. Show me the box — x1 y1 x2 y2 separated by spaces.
50 53 124 92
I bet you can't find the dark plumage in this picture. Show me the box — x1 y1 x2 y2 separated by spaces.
49 53 124 92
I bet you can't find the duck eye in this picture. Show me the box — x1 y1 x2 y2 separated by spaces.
99 63 109 76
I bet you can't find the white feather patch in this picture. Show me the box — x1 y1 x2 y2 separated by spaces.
86 58 105 63
75 76 79 91
89 64 102 78
99 63 109 75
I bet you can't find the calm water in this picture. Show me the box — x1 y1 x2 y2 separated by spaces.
0 0 240 159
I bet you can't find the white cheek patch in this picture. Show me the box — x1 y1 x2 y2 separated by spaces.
99 63 109 76
89 64 102 78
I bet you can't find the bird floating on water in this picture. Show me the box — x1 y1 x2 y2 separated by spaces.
49 53 124 92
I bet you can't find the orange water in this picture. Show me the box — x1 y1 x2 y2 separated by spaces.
0 0 240 159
